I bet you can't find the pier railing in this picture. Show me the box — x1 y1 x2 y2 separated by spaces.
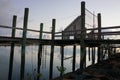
54 26 120 40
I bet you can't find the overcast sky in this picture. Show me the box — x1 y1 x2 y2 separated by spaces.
1 0 120 32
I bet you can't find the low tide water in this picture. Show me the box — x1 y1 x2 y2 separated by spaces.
0 45 96 80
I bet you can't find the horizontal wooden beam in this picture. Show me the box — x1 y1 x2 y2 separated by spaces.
0 36 120 46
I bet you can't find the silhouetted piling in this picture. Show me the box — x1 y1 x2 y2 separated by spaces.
60 31 64 76
72 45 76 72
88 47 91 61
80 1 86 69
97 13 101 62
20 8 29 80
8 15 17 80
92 47 95 64
108 44 112 58
101 47 104 61
37 23 43 80
60 45 64 76
113 47 116 53
73 26 76 72
49 19 56 80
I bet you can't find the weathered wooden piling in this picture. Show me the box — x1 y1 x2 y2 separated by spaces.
88 47 91 61
20 8 29 80
60 31 64 76
37 23 43 80
72 26 77 72
60 45 64 75
97 13 101 62
113 47 116 53
101 46 104 61
108 44 112 58
8 15 17 80
49 19 56 80
80 1 86 69
72 45 76 72
92 47 95 64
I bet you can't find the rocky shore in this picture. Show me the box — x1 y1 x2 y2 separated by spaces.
53 53 120 80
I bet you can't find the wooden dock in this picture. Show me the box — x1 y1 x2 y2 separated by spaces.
0 36 120 46
0 1 120 80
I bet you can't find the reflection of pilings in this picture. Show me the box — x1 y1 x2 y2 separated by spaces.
49 19 56 80
42 46 47 68
8 15 17 80
20 8 29 80
37 23 43 80
72 45 76 72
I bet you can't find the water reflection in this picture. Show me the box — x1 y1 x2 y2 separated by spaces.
0 47 10 80
0 45 97 80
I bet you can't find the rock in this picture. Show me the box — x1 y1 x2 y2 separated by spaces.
53 53 120 80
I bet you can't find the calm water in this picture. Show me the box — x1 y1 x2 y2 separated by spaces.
0 45 96 80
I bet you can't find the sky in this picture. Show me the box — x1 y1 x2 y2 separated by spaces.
1 0 120 32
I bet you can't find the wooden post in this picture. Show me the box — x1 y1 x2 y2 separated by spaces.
108 44 112 58
97 13 101 63
72 25 76 72
8 15 17 80
98 13 101 40
60 45 64 76
80 1 86 70
49 19 56 80
113 47 116 53
20 8 29 80
101 46 104 61
92 47 95 64
88 47 91 61
72 45 76 72
60 31 64 76
37 23 43 80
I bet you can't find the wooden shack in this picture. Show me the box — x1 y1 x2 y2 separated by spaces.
63 16 96 39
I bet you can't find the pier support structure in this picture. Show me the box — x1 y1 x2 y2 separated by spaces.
20 8 29 80
80 1 86 70
49 19 56 80
72 45 76 72
60 31 64 76
97 13 102 62
8 15 17 80
37 23 43 80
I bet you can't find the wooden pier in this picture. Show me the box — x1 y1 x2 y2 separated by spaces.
0 1 120 80
0 36 120 45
